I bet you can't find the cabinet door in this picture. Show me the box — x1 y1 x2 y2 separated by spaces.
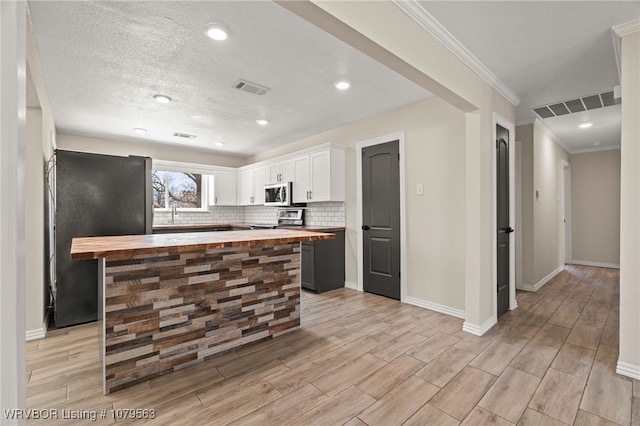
268 162 281 183
280 159 294 183
214 172 236 205
292 155 310 203
309 150 331 202
253 165 269 205
237 169 254 205
301 242 315 290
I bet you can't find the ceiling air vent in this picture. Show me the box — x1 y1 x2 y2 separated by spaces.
172 132 197 139
233 79 270 96
564 99 585 113
582 95 602 110
532 90 620 119
533 106 555 119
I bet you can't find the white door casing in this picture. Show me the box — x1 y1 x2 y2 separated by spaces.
492 113 517 318
356 132 407 302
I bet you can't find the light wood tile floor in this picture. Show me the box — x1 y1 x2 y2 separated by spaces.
26 265 639 425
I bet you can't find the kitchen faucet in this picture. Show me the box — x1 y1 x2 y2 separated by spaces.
171 205 178 224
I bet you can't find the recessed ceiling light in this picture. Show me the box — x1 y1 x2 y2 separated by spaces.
133 128 147 134
153 94 172 104
215 142 225 147
334 81 350 90
594 142 601 146
579 122 593 129
205 24 228 41
256 119 269 126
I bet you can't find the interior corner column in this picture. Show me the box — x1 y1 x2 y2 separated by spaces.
0 0 27 415
463 110 487 335
617 26 640 380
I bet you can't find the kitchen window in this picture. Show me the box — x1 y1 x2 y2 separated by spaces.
152 170 206 210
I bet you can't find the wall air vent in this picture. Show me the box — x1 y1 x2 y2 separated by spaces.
172 132 197 139
233 79 270 96
532 90 620 119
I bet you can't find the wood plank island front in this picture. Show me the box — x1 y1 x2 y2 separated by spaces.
70 229 335 394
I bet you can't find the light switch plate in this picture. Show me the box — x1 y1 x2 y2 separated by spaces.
416 184 424 195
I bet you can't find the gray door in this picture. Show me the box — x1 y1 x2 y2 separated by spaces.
496 125 512 317
362 141 400 300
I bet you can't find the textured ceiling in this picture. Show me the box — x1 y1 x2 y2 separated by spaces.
27 1 432 157
418 0 639 152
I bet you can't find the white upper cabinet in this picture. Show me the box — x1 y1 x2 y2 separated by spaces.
253 164 269 205
292 155 311 203
237 164 269 205
292 146 345 203
268 158 294 183
208 171 237 206
237 168 254 206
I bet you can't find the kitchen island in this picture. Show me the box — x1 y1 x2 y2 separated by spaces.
70 229 334 394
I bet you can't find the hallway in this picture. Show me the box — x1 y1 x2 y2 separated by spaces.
25 265 637 425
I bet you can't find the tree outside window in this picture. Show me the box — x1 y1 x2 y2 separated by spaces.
152 170 203 208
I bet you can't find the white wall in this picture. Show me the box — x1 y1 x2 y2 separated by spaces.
1 0 27 416
516 122 569 290
25 11 57 341
517 124 534 289
570 149 621 267
617 25 640 380
57 133 246 168
25 108 47 335
533 124 569 284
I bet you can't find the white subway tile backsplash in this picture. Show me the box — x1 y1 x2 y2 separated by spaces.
153 206 244 226
153 202 345 227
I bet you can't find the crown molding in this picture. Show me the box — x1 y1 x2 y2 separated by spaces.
613 18 640 37
612 19 640 79
534 118 573 154
571 145 621 155
393 0 520 107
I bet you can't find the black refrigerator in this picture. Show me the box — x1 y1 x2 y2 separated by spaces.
54 150 153 327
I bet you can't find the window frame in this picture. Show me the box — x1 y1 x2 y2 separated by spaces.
152 160 214 212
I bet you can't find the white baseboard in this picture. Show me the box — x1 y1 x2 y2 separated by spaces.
404 296 465 319
25 315 49 341
521 265 564 292
462 316 497 337
570 260 620 269
616 361 640 380
344 281 359 290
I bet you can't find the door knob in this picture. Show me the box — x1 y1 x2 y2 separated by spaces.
506 227 514 233
362 225 371 231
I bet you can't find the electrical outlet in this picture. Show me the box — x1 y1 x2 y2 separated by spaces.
416 184 424 195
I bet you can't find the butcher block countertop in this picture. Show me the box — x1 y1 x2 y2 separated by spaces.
70 229 335 261
152 223 346 233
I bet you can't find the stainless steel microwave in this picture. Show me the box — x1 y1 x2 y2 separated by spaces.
264 182 292 206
